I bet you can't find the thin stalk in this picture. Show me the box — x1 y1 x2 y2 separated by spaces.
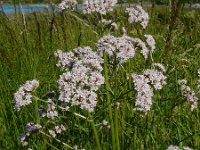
34 96 40 124
114 61 120 150
103 52 116 150
114 108 120 150
35 97 89 121
88 113 101 150
40 131 73 149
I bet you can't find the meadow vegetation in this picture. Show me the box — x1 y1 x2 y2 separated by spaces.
0 1 200 149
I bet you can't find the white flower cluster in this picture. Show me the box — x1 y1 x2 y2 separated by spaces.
143 69 167 90
102 19 112 26
14 79 39 111
97 35 155 63
132 65 166 114
198 69 200 90
153 63 166 72
132 37 154 59
49 124 66 138
73 145 86 150
132 74 153 113
20 122 42 146
38 99 58 119
55 47 104 112
167 145 192 150
46 99 58 119
178 79 198 111
126 5 149 29
102 120 110 128
82 0 117 15
58 0 77 12
144 34 156 52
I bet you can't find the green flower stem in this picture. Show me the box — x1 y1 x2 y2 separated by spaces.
33 94 40 124
103 52 116 150
35 97 90 121
114 108 120 150
114 62 120 150
88 113 101 150
39 131 73 149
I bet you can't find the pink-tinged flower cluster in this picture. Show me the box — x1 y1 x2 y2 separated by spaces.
198 69 200 90
20 122 42 146
167 145 193 150
126 5 149 29
14 79 39 111
132 65 166 114
58 0 77 12
132 74 153 113
101 120 110 128
178 79 198 111
144 34 156 52
152 63 166 73
143 69 167 90
55 47 104 112
49 124 66 138
46 99 58 119
82 0 117 15
97 35 155 63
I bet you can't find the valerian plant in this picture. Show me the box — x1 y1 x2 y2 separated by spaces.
13 0 196 149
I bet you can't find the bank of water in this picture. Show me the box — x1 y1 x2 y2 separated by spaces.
0 4 82 14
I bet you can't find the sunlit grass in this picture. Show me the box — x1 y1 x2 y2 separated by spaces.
0 5 200 149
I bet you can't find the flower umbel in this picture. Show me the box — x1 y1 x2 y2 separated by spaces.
178 79 198 111
97 35 154 63
166 145 193 150
58 0 77 12
82 0 117 15
14 79 39 111
55 47 104 112
132 65 166 114
126 5 149 29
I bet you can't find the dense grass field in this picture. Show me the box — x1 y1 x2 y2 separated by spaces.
0 2 200 150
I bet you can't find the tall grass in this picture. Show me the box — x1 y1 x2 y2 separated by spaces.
0 5 200 150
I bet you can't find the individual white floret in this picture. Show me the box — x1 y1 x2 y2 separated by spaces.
55 126 62 134
60 124 66 131
183 147 193 150
121 27 127 35
49 130 56 138
126 5 149 29
198 69 200 90
102 19 112 26
14 80 39 111
198 69 200 77
111 22 118 30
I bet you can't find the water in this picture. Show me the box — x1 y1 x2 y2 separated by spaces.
0 4 53 14
0 4 82 14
